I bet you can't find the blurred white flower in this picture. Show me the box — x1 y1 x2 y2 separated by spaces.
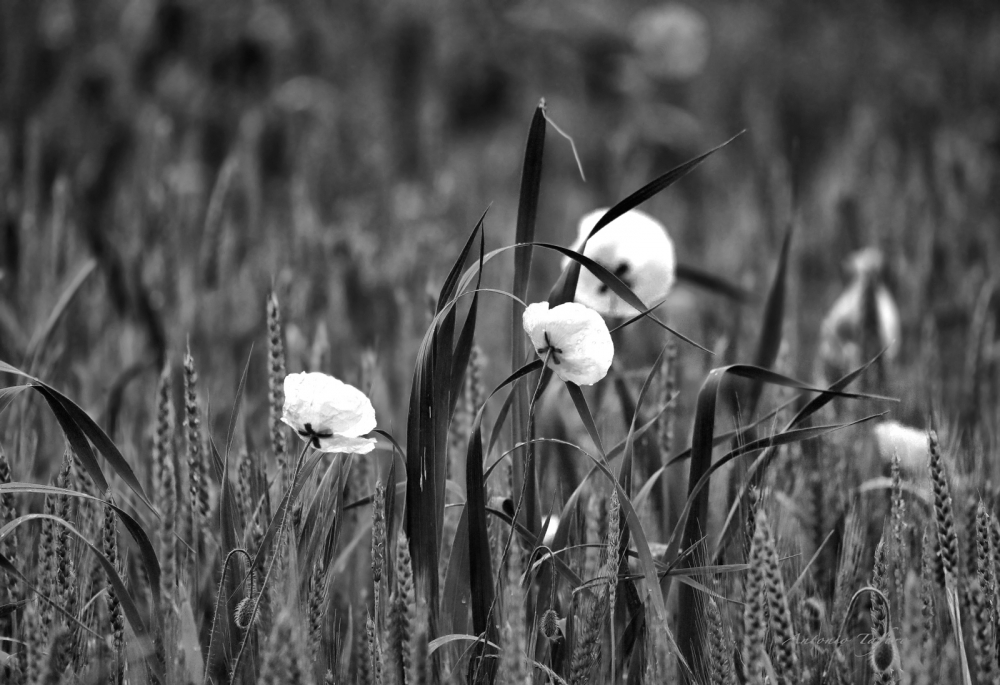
818 248 901 382
630 4 711 82
522 302 614 386
567 208 677 319
282 372 377 454
872 420 927 474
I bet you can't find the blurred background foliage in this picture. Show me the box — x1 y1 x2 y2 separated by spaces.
1 0 998 472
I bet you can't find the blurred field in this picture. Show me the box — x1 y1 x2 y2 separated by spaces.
1 0 1000 683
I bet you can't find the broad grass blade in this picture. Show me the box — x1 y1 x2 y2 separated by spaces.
0 361 154 512
510 103 547 555
552 132 743 307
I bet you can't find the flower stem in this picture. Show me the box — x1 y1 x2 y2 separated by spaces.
228 439 312 681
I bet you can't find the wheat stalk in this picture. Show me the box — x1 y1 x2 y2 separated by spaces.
742 511 769 685
928 430 959 584
870 536 895 684
756 510 797 684
183 347 209 561
706 596 735 685
267 290 288 482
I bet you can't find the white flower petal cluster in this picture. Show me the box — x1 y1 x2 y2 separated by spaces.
567 208 677 319
282 372 377 454
818 248 901 383
522 302 614 386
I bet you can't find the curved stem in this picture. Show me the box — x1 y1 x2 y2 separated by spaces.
229 440 313 681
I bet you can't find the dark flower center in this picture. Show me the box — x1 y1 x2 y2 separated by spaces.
537 331 564 365
597 261 632 294
298 422 334 449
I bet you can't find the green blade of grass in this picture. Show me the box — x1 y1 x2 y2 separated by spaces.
711 348 894 560
0 514 163 684
510 102 547 558
674 264 754 303
406 218 485 651
551 132 744 307
723 220 793 418
672 359 889 669
0 482 161 613
0 361 154 513
465 422 499 683
24 258 97 368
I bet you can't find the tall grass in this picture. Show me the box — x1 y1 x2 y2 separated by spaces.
1 2 999 684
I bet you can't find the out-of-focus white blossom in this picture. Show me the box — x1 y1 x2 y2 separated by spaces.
282 372 377 454
522 302 614 386
818 248 901 382
873 420 928 474
567 208 677 319
630 4 711 82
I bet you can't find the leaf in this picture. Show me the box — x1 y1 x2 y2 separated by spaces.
722 221 793 419
551 132 744 307
674 264 753 303
441 503 471 637
510 102 547 573
671 359 889 669
565 383 607 461
0 515 162 683
668 412 884 668
24 258 97 365
711 350 894 559
465 423 499 683
0 483 161 615
454 242 712 353
405 218 484 649
0 361 154 512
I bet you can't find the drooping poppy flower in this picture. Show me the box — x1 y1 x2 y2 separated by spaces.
522 302 614 386
818 248 901 384
567 208 677 319
282 372 377 453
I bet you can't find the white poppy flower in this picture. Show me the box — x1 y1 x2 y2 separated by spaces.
282 372 377 454
522 302 614 386
818 248 901 382
566 208 677 319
